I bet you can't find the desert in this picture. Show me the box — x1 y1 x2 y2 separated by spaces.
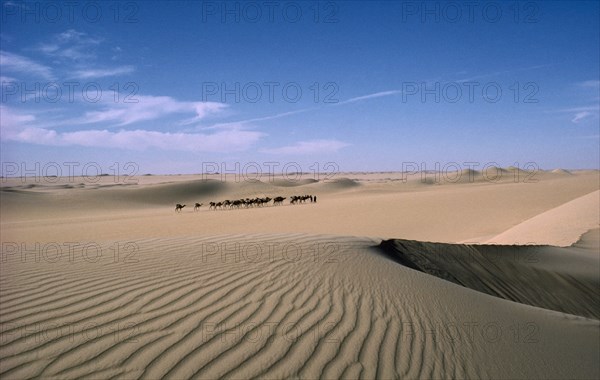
1 169 598 379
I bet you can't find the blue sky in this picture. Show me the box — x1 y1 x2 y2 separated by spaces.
1 0 598 174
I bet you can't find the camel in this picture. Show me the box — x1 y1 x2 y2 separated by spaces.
175 204 186 212
273 196 286 205
205 195 309 210
194 203 203 211
209 201 223 210
290 195 311 204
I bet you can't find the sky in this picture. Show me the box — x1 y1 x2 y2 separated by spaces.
1 0 599 175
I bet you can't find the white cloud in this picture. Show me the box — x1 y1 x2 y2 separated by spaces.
0 75 17 83
0 50 53 79
262 139 350 155
578 80 600 89
0 105 36 140
76 95 228 126
74 65 135 79
561 106 600 113
556 105 600 124
1 104 261 152
36 29 102 61
6 127 264 152
571 111 593 123
0 105 35 125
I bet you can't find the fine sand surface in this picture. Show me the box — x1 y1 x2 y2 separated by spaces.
1 169 599 379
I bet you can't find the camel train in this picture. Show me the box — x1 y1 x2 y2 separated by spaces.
175 195 317 212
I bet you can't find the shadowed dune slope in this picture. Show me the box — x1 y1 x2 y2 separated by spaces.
110 179 229 205
378 229 600 319
270 178 319 187
321 177 361 190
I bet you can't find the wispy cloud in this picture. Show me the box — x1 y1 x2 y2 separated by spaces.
0 51 53 79
555 105 600 124
36 29 102 61
0 105 36 128
337 90 402 105
5 127 264 152
0 105 69 132
2 30 129 84
456 64 551 83
200 108 317 130
578 80 600 89
0 75 17 83
74 65 135 79
262 139 350 154
560 106 600 112
571 111 594 123
202 89 404 130
1 105 264 152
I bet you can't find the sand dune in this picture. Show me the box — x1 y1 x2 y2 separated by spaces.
1 234 598 379
320 177 361 190
551 168 573 175
1 170 599 379
380 229 600 319
487 190 600 246
117 179 229 205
